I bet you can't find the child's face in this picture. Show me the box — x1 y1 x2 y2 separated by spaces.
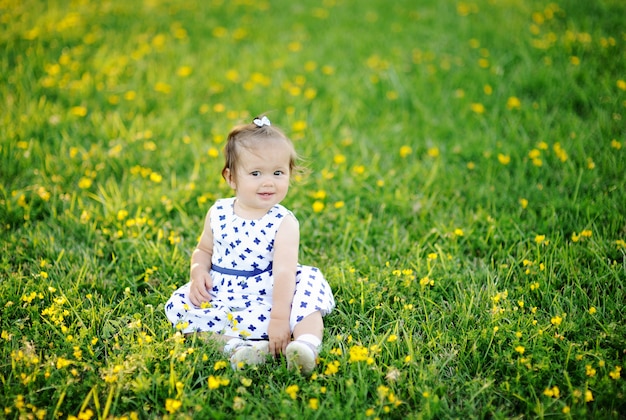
225 139 291 216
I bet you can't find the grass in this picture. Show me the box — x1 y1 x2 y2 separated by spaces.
1 0 625 418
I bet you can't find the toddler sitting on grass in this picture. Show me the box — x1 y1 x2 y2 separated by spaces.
165 116 335 375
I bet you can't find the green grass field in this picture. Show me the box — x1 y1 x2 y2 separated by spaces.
1 0 625 418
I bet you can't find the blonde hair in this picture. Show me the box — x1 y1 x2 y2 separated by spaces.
221 117 302 180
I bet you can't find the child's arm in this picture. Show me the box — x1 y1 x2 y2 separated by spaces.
189 209 214 307
268 214 299 355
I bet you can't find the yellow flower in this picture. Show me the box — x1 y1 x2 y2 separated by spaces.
470 103 485 114
610 139 622 149
514 345 525 355
308 398 319 410
56 357 71 369
551 315 563 326
609 366 622 380
292 120 307 132
149 172 162 183
454 228 464 237
78 177 93 189
177 66 192 77
154 82 171 94
519 198 528 209
322 65 335 75
585 365 596 377
175 321 189 330
584 390 593 402
214 360 228 371
497 154 511 165
553 142 568 162
165 398 182 414
208 375 229 390
324 360 340 375
288 41 301 52
312 201 325 213
588 307 596 315
312 190 326 199
117 209 129 221
427 147 440 158
70 106 87 117
208 147 219 158
285 384 299 400
387 334 398 343
377 385 390 399
349 345 369 363
386 90 398 100
399 145 412 158
543 386 560 398
334 154 346 164
330 347 342 356
304 88 317 100
506 96 521 110
534 234 546 244
352 165 365 175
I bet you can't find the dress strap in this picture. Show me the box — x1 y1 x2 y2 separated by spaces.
211 262 273 278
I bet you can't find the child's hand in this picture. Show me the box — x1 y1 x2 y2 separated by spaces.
268 318 291 356
189 272 213 307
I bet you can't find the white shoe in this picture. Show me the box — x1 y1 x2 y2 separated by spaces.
286 340 318 375
228 340 269 370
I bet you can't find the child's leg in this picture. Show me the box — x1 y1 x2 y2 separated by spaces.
287 311 324 375
293 311 324 341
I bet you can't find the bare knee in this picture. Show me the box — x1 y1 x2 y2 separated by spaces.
293 311 324 340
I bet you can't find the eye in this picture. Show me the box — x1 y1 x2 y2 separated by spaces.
250 171 261 176
273 170 285 176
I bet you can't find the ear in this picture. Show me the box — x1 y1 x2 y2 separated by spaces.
223 168 237 190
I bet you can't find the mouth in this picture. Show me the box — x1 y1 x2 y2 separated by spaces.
258 192 274 199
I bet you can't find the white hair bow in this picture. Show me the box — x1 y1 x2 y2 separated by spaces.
253 116 271 127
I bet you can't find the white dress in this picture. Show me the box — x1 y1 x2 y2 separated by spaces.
165 197 335 339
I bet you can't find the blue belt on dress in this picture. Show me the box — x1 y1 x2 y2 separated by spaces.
211 262 273 277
